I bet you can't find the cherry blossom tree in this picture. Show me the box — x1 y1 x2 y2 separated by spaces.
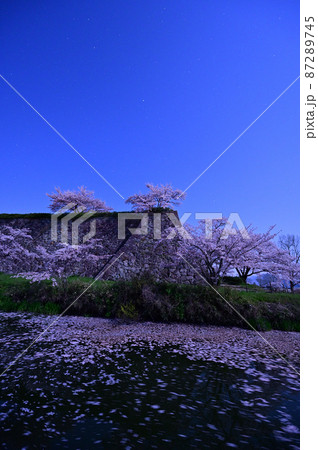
178 219 247 285
0 223 108 285
125 183 186 212
238 235 300 293
275 253 300 293
178 219 285 287
0 226 43 274
18 239 106 286
234 228 286 284
283 260 300 293
47 186 113 213
0 203 299 292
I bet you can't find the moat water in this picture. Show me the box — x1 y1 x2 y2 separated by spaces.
0 313 300 449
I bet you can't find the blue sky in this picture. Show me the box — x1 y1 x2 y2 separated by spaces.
0 0 299 235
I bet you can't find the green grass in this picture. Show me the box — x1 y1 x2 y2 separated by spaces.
0 297 61 314
237 290 299 303
0 273 300 331
0 273 31 297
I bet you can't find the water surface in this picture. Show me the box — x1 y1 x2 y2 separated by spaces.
0 313 300 449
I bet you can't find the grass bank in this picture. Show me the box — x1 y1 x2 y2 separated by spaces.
0 273 299 331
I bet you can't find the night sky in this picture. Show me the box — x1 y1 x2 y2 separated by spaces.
0 0 299 234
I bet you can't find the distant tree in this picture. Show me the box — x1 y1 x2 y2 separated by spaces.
256 273 281 292
280 260 300 293
47 186 113 213
278 234 300 292
125 183 186 212
278 234 300 263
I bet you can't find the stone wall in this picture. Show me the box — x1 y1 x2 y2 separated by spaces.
0 213 202 284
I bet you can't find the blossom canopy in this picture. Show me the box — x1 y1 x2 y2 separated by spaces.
47 186 113 213
125 183 186 212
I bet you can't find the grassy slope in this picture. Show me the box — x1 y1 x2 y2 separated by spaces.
0 273 300 331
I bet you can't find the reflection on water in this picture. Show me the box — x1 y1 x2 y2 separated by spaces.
0 313 299 449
